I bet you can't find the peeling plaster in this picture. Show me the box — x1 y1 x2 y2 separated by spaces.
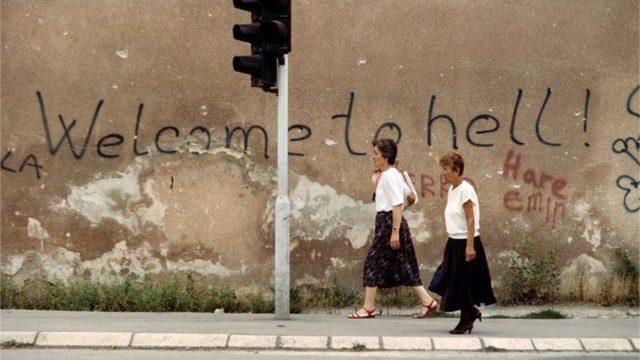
4 140 629 299
43 247 81 283
2 255 25 276
3 241 245 284
137 179 167 228
27 217 49 240
67 170 142 233
80 241 162 282
247 167 274 187
324 259 361 279
206 149 432 252
560 254 608 299
324 138 337 146
27 217 49 251
330 257 349 269
49 197 68 212
572 199 602 251
287 175 430 249
166 259 245 277
6 248 82 285
289 175 373 248
403 211 431 243
565 254 607 274
294 273 320 287
63 157 176 233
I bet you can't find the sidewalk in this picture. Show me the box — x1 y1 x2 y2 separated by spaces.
1 308 639 353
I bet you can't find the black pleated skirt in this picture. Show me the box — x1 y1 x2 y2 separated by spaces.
362 211 423 288
428 236 497 311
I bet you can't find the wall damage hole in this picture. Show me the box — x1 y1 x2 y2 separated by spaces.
170 176 174 190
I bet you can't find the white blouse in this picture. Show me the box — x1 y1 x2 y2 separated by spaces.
444 180 480 239
375 168 407 212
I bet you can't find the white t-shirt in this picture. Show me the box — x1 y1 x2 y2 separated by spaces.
444 180 480 239
375 168 407 212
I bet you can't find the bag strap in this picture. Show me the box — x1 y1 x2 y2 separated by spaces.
400 171 407 185
399 170 412 190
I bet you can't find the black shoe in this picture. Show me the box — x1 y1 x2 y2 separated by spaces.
471 307 482 323
449 308 475 334
449 323 473 334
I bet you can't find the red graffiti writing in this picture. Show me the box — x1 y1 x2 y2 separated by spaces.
419 173 476 199
502 149 568 227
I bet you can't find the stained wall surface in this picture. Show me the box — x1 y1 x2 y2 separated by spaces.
1 0 639 301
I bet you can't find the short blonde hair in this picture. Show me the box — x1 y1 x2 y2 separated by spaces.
439 152 464 176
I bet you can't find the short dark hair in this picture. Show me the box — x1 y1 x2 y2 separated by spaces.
372 138 397 165
439 152 464 176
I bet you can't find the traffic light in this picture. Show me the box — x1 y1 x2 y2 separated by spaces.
232 0 291 93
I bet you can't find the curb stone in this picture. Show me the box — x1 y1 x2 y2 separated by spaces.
483 338 534 351
227 334 277 349
532 338 583 351
131 333 228 348
432 337 483 351
35 332 131 347
0 331 38 345
581 338 634 352
330 336 380 350
1 331 638 353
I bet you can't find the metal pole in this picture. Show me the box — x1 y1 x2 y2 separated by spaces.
274 54 290 320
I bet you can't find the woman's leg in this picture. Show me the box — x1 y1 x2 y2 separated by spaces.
350 286 378 317
356 286 378 317
411 285 435 305
412 285 438 317
363 286 378 311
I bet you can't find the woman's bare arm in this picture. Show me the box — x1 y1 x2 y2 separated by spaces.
463 200 476 261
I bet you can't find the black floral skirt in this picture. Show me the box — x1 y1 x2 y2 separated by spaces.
428 236 497 311
362 211 422 288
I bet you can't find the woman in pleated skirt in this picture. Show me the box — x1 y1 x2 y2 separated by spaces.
429 152 496 334
349 138 438 319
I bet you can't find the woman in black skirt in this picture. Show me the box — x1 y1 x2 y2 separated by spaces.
429 152 496 334
348 138 439 319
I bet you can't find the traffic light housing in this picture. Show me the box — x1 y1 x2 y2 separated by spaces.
232 0 290 93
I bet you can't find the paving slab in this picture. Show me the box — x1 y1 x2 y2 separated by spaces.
382 336 432 350
482 337 534 351
0 331 37 345
330 336 380 350
227 334 276 349
432 337 482 351
131 333 227 348
35 332 131 347
532 338 583 351
279 335 328 349
580 338 634 352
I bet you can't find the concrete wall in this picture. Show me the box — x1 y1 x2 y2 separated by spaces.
1 0 639 301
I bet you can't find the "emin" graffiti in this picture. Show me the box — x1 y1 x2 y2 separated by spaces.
501 149 567 227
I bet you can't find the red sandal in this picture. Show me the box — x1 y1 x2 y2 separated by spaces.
348 307 377 319
414 299 438 319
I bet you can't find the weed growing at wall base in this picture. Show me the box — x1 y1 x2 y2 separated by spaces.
497 241 561 305
1 274 365 313
1 270 634 312
0 274 277 313
612 247 639 305
0 274 422 313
